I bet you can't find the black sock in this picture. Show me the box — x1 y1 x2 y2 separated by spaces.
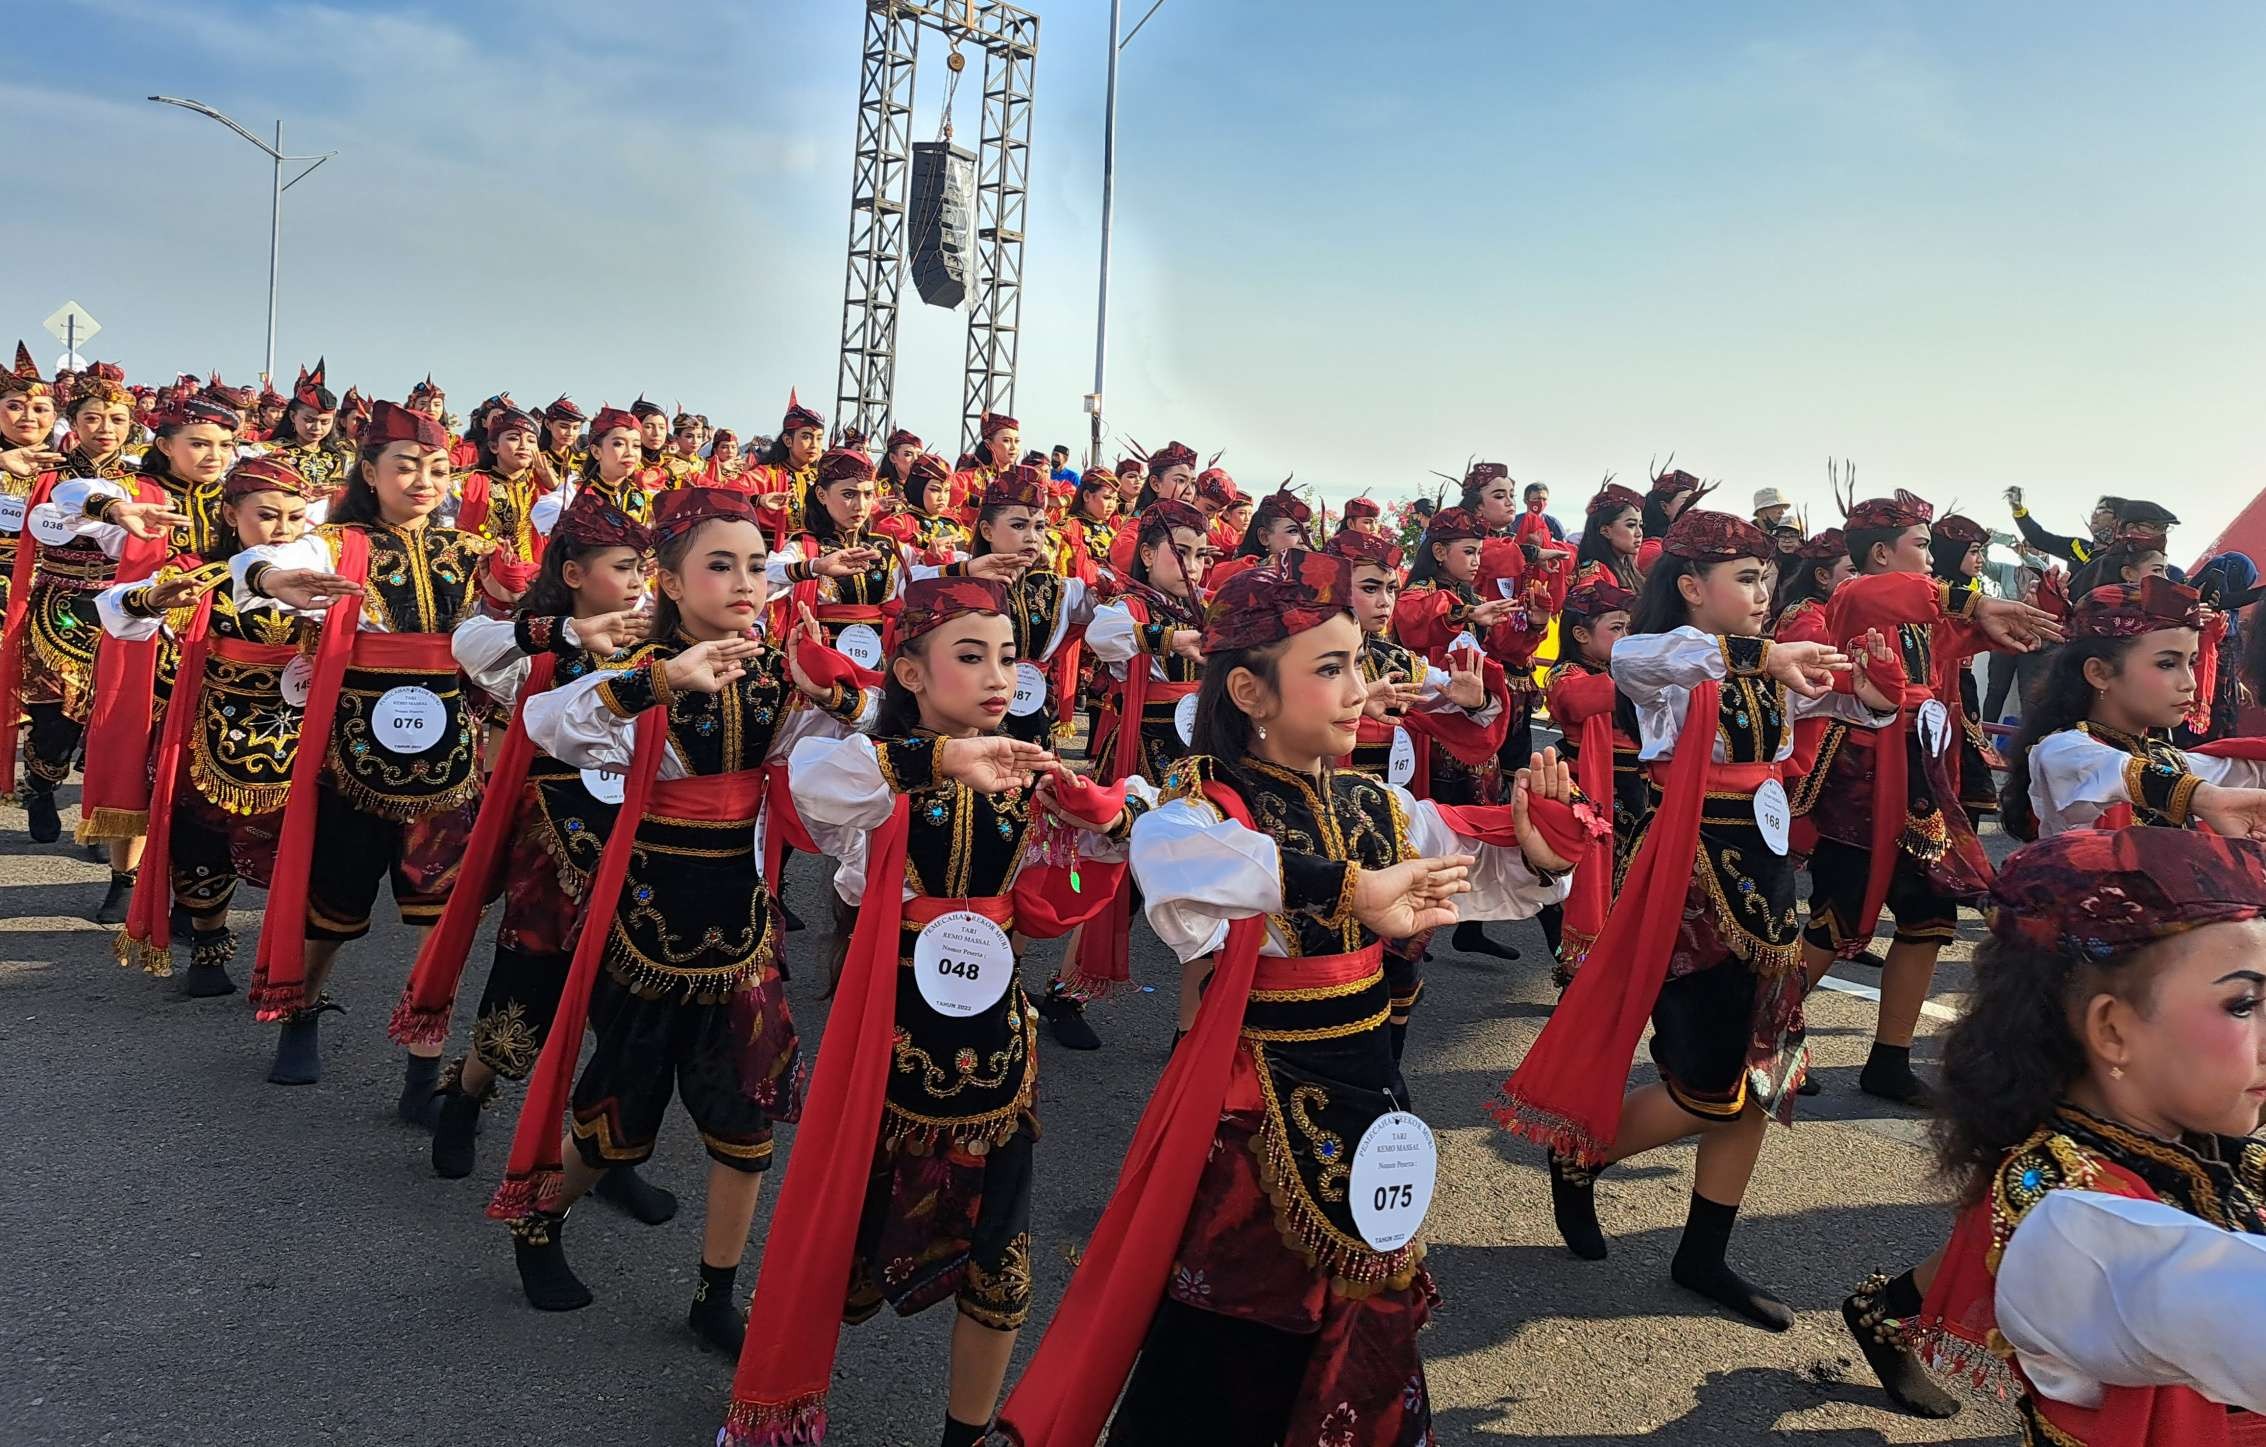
1548 1152 1608 1261
402 1053 440 1094
688 1258 745 1354
1671 1192 1792 1331
697 1260 737 1300
593 1163 680 1225
1845 1268 1961 1418
1860 1041 1933 1105
940 1416 988 1447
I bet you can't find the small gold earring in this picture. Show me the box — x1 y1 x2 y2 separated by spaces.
1255 721 1268 740
2110 1065 2125 1080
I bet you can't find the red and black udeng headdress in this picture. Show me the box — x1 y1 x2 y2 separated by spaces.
1844 490 1934 531
1115 455 1146 480
223 455 318 502
5 341 47 399
552 490 652 553
1660 508 1773 564
651 486 761 549
1341 495 1380 522
1464 461 1511 490
587 406 640 440
899 577 1009 645
70 368 132 415
1561 579 1637 625
907 452 953 490
779 389 824 435
1196 468 1239 508
154 395 240 433
2070 576 2204 640
1252 488 1313 532
1650 467 1702 499
1796 527 1848 562
292 358 332 411
1201 549 1354 652
1134 498 1206 543
978 411 1020 441
816 447 876 485
1322 528 1404 572
543 394 584 423
1933 513 1989 547
363 399 450 451
1078 466 1118 492
486 405 540 441
1422 506 1485 545
884 428 922 453
982 465 1048 512
1146 440 1198 474
1586 483 1645 520
407 373 443 408
1989 826 2266 961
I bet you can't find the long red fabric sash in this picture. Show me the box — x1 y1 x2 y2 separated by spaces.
387 653 559 1047
726 767 1129 1443
1070 598 1192 994
116 588 217 973
1491 682 1721 1164
0 472 60 791
995 782 1330 1446
74 480 171 841
484 736 760 1219
721 795 909 1446
1547 669 1620 954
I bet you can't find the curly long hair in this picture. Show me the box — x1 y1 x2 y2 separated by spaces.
1933 932 2160 1203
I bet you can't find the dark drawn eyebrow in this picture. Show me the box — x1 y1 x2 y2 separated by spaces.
2212 970 2265 986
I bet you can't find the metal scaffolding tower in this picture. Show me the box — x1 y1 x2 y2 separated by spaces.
834 1 1038 454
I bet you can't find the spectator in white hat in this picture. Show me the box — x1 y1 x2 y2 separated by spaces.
1753 486 1792 529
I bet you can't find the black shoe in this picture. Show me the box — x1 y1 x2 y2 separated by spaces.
1859 1044 1935 1108
431 1088 484 1179
267 1001 338 1085
512 1212 593 1311
398 1053 444 1129
687 1273 746 1355
1843 1273 1963 1418
182 929 238 998
92 870 136 926
1036 985 1102 1051
22 788 60 844
592 1164 678 1225
1451 921 1520 962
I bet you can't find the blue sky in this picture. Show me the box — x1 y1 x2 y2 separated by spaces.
10 0 2265 554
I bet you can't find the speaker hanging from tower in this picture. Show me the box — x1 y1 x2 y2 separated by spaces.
908 139 978 310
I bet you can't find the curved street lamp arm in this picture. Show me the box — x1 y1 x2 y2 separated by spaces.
147 94 281 158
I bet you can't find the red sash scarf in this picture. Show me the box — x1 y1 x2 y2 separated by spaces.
74 480 172 841
247 532 461 1018
1070 597 1192 994
1545 668 1621 959
116 588 220 972
1491 683 1722 1163
0 471 59 792
486 742 761 1220
387 653 558 1046
995 782 1340 1446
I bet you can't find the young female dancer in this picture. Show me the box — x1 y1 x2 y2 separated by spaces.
230 401 489 1101
399 492 657 1194
961 467 1095 748
991 550 1582 1447
101 456 318 994
1910 828 2266 1446
1927 514 2002 821
1539 577 1639 983
1572 483 1645 592
724 577 1136 1447
494 487 869 1347
1066 499 1217 1043
1056 467 1119 585
1208 486 1314 589
1497 509 1897 1329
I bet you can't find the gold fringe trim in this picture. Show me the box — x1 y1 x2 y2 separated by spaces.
1689 837 1804 979
1248 1046 1424 1297
323 762 481 824
1898 807 1951 866
75 807 147 845
879 1098 1030 1156
189 733 296 817
113 929 173 978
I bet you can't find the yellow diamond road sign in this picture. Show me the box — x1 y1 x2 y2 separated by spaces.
43 302 100 347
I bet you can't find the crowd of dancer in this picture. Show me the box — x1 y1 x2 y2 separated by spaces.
2 345 2261 1447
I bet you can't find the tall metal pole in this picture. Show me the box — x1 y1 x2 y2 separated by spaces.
1089 0 1122 471
267 120 283 383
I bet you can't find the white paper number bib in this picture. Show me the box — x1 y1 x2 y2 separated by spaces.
1387 727 1418 787
580 766 627 805
0 495 24 536
836 624 884 671
1752 777 1792 856
912 910 1015 1017
27 508 76 547
370 686 447 754
1009 661 1048 717
1174 692 1198 746
279 655 315 709
1917 698 1951 757
1349 1111 1439 1252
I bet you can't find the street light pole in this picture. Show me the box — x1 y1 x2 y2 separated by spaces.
1089 0 1123 471
148 96 335 383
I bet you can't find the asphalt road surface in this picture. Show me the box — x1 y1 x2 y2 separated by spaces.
0 783 2017 1447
